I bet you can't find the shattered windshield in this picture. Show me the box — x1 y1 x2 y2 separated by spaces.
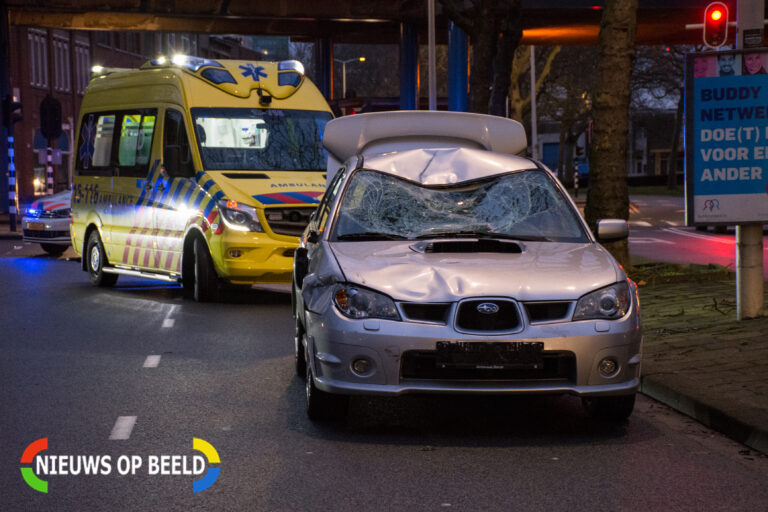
332 169 588 243
191 108 332 171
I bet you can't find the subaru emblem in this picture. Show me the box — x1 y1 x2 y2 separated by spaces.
477 302 499 314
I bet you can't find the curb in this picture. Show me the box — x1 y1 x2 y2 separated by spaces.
640 376 768 455
0 233 23 240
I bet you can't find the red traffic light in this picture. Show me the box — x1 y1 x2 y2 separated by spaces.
703 2 729 48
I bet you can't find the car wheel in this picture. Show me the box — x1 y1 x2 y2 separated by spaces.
582 394 636 421
86 231 118 287
41 243 67 256
190 237 219 302
295 318 307 378
305 358 348 421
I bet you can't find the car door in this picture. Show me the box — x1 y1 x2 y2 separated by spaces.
111 109 160 268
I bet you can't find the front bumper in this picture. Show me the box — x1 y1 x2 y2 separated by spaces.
22 217 71 244
305 305 642 397
210 229 298 284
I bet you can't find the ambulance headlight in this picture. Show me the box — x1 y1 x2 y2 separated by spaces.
217 200 264 232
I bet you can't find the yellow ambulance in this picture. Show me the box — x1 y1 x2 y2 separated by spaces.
71 56 332 301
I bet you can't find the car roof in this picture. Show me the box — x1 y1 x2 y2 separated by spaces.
324 111 527 162
359 147 538 185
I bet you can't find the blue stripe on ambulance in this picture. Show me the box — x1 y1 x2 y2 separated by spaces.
253 195 284 205
203 191 225 218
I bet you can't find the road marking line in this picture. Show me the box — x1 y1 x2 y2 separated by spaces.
630 221 652 227
109 416 137 440
630 237 676 245
143 355 161 368
663 220 680 226
162 318 175 328
663 227 734 244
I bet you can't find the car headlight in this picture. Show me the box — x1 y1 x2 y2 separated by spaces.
217 199 264 232
333 285 401 321
573 281 630 321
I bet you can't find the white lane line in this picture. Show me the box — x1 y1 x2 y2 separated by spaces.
143 355 161 368
630 237 676 245
663 227 735 244
109 416 137 440
663 220 681 226
162 318 175 328
630 221 652 227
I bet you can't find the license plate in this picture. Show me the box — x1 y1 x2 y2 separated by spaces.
27 222 45 230
435 341 544 370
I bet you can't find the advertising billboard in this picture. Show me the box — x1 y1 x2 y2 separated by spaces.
685 49 768 225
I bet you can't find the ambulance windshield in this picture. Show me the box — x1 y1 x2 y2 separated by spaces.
191 108 332 171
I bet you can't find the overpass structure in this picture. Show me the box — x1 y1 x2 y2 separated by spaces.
0 0 751 216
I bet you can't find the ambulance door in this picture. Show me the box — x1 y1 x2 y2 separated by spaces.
151 108 197 275
73 112 115 252
111 109 159 268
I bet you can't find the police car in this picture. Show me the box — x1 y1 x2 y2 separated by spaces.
23 190 72 256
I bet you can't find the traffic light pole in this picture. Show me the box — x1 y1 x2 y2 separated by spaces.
736 0 765 319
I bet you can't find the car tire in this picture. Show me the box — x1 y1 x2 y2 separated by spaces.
86 231 118 287
295 319 307 378
189 237 219 302
305 358 348 421
582 394 636 421
41 243 67 256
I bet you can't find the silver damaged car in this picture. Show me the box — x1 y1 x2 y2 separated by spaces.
293 111 641 421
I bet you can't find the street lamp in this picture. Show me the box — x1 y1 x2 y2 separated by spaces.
334 57 366 98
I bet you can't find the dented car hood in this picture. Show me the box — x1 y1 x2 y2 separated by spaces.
329 241 619 302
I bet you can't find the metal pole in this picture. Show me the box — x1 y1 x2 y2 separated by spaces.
46 146 53 195
736 0 765 319
529 46 538 160
427 0 437 110
342 61 346 99
8 135 16 231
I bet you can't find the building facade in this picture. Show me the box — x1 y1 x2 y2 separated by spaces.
5 27 261 208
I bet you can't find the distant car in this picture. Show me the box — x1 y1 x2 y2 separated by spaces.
23 190 72 256
293 111 642 422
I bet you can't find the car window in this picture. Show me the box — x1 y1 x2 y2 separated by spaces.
315 168 345 232
164 109 195 178
117 110 157 177
76 113 115 176
332 169 588 243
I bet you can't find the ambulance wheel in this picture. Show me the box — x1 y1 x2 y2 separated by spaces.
41 243 67 256
86 231 118 287
191 237 219 302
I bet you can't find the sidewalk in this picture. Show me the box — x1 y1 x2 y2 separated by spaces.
0 212 23 240
639 279 768 454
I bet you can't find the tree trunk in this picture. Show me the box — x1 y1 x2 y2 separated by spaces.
488 1 522 117
467 3 495 114
667 89 684 190
584 0 638 269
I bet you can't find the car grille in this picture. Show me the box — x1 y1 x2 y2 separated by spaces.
400 303 451 324
524 302 573 323
263 207 315 236
24 229 70 238
401 350 576 382
456 299 521 332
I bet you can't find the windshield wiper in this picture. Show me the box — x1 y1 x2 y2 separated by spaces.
414 231 552 242
336 232 409 241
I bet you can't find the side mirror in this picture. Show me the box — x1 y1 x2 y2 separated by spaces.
306 231 320 244
596 219 628 242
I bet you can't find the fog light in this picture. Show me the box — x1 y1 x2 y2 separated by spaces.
351 358 372 375
229 249 242 258
598 357 619 377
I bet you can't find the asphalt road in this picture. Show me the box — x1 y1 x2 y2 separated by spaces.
1 246 768 511
627 195 768 277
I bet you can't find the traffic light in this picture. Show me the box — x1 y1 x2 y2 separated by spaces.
40 95 62 140
703 2 729 48
2 95 22 128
